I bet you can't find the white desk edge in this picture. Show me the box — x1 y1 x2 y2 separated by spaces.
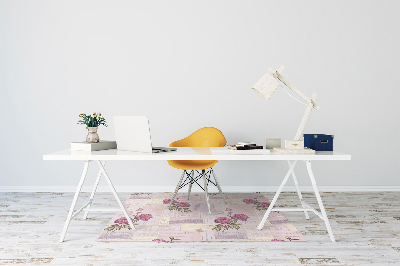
43 147 351 161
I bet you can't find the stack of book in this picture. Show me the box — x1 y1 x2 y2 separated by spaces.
211 142 270 155
227 142 263 150
70 140 117 151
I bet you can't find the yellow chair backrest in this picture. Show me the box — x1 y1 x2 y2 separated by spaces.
169 127 226 148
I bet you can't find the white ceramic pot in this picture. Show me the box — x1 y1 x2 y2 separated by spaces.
86 127 99 143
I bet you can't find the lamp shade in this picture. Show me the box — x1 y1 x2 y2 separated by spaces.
251 73 280 100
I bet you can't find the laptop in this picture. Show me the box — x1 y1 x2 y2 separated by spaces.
113 116 176 153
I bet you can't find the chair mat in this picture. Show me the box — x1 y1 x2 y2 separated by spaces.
96 192 306 242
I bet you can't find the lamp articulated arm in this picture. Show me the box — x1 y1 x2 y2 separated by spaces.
268 66 320 111
268 66 320 141
294 93 317 140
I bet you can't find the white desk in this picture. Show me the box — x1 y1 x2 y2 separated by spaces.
43 148 351 242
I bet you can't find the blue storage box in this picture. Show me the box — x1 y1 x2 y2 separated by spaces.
303 134 334 151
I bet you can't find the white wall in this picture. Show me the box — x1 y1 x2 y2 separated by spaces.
1 0 399 190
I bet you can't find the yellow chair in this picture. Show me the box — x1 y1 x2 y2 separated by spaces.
168 127 227 213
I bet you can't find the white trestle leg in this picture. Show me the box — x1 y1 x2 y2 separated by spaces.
83 161 106 219
59 160 89 242
257 159 335 242
288 160 310 220
257 160 297 230
97 160 136 231
306 160 336 242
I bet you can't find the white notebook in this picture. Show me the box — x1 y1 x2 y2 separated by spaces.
70 140 117 151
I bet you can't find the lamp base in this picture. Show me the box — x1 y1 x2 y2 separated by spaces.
273 147 315 154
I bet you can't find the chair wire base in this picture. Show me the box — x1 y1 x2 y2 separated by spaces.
178 169 217 191
169 167 227 213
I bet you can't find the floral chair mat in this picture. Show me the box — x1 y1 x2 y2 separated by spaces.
97 192 306 242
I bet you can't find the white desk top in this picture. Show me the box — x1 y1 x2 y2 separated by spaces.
43 147 351 161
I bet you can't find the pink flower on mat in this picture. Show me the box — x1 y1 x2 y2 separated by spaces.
243 199 257 204
259 202 270 208
163 199 178 204
231 214 249 221
136 214 153 221
152 239 167 242
114 217 129 225
176 202 191 208
163 199 171 204
214 217 232 225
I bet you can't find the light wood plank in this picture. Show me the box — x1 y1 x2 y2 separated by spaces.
0 192 399 265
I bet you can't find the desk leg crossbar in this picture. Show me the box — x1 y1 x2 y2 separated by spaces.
59 160 135 243
257 160 336 242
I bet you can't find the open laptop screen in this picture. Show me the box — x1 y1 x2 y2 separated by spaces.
114 116 153 153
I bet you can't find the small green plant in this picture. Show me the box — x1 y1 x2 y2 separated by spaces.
77 112 107 127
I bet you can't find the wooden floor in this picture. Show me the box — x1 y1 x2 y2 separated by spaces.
0 191 399 265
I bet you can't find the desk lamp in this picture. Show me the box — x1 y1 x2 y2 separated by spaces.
252 66 320 154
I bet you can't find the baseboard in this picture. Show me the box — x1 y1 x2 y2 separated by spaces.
1 186 400 193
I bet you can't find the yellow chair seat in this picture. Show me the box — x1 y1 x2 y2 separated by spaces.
167 127 227 213
168 160 217 171
167 127 226 171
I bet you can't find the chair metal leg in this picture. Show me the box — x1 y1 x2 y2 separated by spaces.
211 168 227 204
203 170 211 214
170 170 186 209
188 171 193 200
288 160 310 220
83 161 105 219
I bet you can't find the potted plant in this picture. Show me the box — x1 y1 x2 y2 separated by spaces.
77 112 107 143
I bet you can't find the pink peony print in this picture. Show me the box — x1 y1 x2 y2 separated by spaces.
214 217 232 225
243 199 257 204
163 199 178 204
212 213 251 231
231 214 249 221
166 199 192 213
176 202 191 208
114 217 129 225
106 211 153 232
259 202 270 208
136 214 153 221
152 237 178 243
243 198 271 211
163 199 171 204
